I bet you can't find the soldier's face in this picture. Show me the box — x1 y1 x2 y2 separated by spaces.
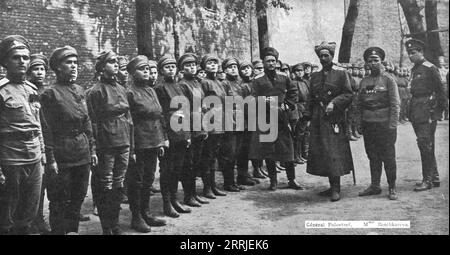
58 56 78 82
352 68 359 76
263 56 277 71
253 65 264 75
117 66 128 83
241 66 253 77
133 65 149 81
149 67 158 81
183 62 197 76
407 49 424 64
197 70 206 78
5 48 30 76
319 50 333 65
162 63 177 78
205 60 218 73
294 69 304 79
225 64 239 76
367 56 382 74
359 68 365 76
103 58 119 76
304 66 311 74
28 64 46 84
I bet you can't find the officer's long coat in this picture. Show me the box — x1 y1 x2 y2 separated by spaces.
306 66 354 177
248 71 298 162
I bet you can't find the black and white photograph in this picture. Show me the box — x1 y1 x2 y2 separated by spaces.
0 0 448 240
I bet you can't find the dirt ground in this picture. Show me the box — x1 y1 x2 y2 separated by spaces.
64 120 448 235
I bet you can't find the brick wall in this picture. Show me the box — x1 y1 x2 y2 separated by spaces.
0 0 138 87
148 0 257 63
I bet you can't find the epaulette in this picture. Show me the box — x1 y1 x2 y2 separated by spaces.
254 73 264 79
24 80 38 90
0 78 10 89
277 72 288 77
422 61 434 68
332 64 346 71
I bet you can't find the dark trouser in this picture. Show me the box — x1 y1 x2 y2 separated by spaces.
362 122 397 187
265 159 295 183
94 146 130 233
183 136 204 192
237 131 257 178
126 148 159 215
0 162 42 234
160 140 188 201
294 119 310 160
47 164 90 234
412 120 439 183
221 132 244 186
200 134 223 190
36 172 47 221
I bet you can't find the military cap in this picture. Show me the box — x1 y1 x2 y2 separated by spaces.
157 55 177 70
29 53 49 70
95 51 117 73
314 41 337 57
363 47 385 62
200 54 219 70
148 60 157 69
178 53 198 69
0 35 31 67
261 47 279 60
239 61 252 70
302 62 312 68
312 63 319 68
281 63 290 70
292 63 304 71
127 55 149 74
117 56 129 68
405 39 425 51
252 59 263 67
222 57 239 70
49 46 78 72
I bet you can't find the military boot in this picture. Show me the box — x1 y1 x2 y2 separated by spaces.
202 173 216 199
414 181 432 192
128 187 151 233
192 177 209 204
223 161 240 192
170 178 191 214
388 184 398 200
358 185 382 196
96 189 112 235
330 177 341 202
110 188 124 235
161 182 179 218
140 188 166 227
210 170 226 196
182 177 201 207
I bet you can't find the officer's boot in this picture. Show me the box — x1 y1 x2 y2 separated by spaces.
202 173 216 199
294 137 304 164
267 161 277 191
301 134 309 162
32 186 51 235
388 183 398 200
161 180 179 218
252 160 266 179
414 141 433 192
192 176 209 204
182 176 201 207
330 177 341 202
128 187 151 233
170 177 191 214
110 188 124 235
223 161 240 192
140 188 166 227
210 170 226 196
96 189 112 235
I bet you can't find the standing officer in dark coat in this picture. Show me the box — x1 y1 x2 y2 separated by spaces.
0 35 45 235
307 41 354 202
87 51 133 235
405 39 448 191
40 46 97 234
126 55 167 232
356 47 400 200
248 47 302 191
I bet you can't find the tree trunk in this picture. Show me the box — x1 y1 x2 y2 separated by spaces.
425 0 443 66
136 0 153 59
256 0 269 59
398 0 428 56
338 0 360 63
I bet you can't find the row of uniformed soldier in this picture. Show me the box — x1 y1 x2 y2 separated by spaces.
0 34 447 234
